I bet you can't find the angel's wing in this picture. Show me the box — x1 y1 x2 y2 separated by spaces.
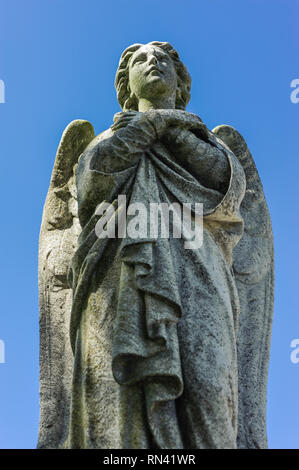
212 125 274 449
38 120 95 448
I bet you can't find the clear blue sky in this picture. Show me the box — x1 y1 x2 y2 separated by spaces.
0 0 298 449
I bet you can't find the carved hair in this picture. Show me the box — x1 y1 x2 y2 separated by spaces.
115 41 191 111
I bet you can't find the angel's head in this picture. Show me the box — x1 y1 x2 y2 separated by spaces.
115 41 191 112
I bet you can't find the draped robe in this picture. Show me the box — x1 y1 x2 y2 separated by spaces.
66 110 246 449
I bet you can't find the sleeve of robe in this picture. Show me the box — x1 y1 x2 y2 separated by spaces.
76 111 231 226
92 112 229 183
161 127 231 193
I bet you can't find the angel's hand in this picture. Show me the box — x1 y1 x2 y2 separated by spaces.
145 109 209 138
111 111 142 132
110 109 209 140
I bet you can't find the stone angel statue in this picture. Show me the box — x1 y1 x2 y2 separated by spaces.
38 41 274 449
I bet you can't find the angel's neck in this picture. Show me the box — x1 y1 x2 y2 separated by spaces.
138 96 176 112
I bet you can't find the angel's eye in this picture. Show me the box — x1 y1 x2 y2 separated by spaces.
132 53 147 65
158 55 169 63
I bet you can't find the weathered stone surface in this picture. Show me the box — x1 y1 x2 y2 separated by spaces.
213 125 274 448
38 120 95 448
38 42 274 449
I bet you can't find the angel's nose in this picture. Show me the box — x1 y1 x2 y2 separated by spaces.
148 54 158 65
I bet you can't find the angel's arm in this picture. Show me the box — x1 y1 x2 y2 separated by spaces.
90 110 205 173
162 127 231 193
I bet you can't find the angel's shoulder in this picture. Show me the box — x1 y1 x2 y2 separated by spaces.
81 128 112 154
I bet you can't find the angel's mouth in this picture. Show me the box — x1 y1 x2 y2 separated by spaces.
146 66 163 76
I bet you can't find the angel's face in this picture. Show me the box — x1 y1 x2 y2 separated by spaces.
128 45 177 106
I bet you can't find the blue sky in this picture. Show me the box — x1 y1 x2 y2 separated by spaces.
0 0 298 449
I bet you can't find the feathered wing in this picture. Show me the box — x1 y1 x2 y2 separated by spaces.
212 125 274 449
38 120 95 448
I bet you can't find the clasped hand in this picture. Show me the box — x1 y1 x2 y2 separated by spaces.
110 109 209 139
